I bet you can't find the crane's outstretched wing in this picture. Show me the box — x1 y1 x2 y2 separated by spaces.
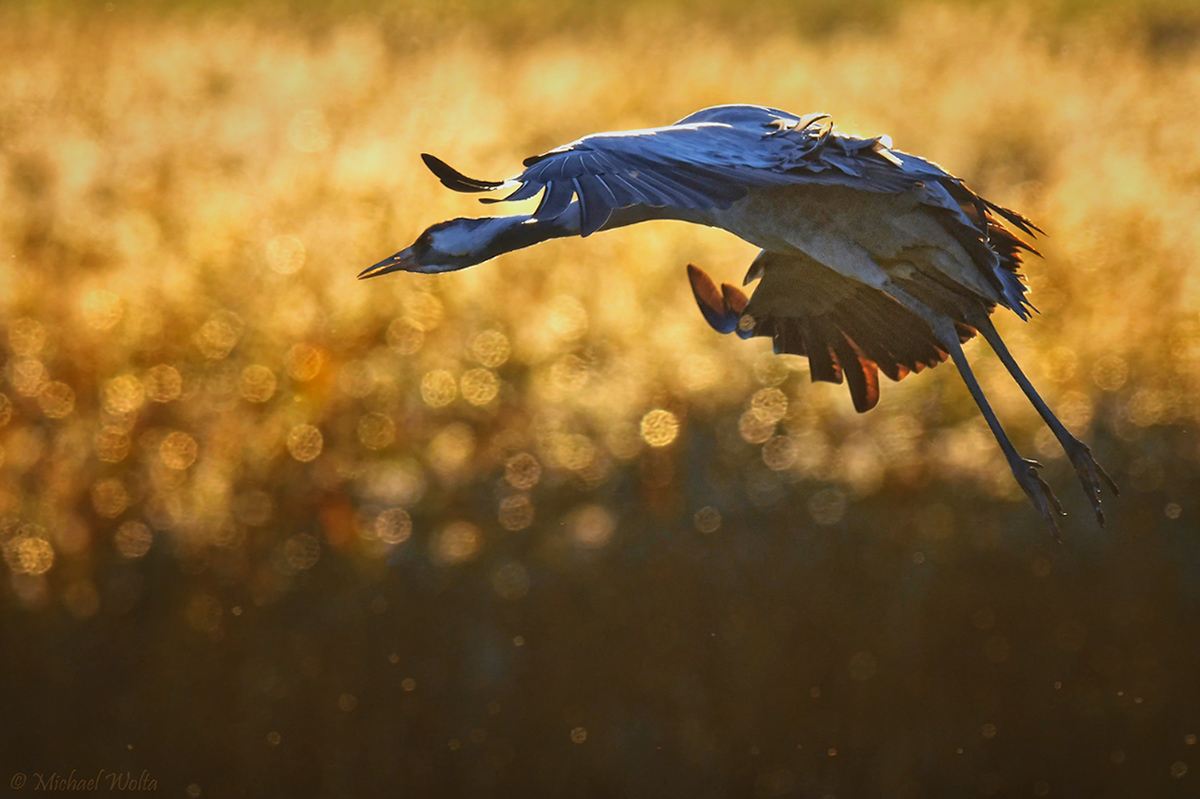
424 104 1041 317
422 105 921 237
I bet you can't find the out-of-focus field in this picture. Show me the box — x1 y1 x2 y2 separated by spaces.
2 2 1199 796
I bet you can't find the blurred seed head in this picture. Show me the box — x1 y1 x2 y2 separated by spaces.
694 506 721 534
808 488 846 526
94 426 132 463
114 521 153 558
421 370 457 408
460 368 499 406
160 431 199 470
738 409 775 444
567 504 615 549
1093 355 1128 391
91 478 130 518
287 424 323 462
498 493 534 531
640 409 679 448
431 521 481 565
240 365 277 403
357 412 395 450
195 311 243 360
373 508 412 545
9 318 46 356
283 533 321 571
145 365 183 403
4 527 54 576
762 435 797 471
505 453 542 490
12 358 48 397
471 330 510 368
285 344 325 382
38 381 75 418
104 374 146 414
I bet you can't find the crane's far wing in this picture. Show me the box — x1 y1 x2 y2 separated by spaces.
420 106 925 237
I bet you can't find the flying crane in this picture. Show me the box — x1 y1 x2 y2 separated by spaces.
361 105 1117 534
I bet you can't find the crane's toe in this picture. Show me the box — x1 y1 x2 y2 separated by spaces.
1063 439 1119 527
1012 458 1066 541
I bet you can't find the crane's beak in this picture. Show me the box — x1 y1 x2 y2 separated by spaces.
358 246 416 280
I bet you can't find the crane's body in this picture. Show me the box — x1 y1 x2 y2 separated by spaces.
362 104 1116 534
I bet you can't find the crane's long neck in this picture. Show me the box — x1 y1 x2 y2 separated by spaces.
367 203 697 279
482 212 579 257
451 202 693 269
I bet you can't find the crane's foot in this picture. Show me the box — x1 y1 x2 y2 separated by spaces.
1011 458 1066 541
1062 438 1120 527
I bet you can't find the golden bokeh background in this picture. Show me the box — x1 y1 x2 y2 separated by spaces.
2 1 1199 795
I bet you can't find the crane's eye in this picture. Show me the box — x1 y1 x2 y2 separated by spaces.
413 230 434 254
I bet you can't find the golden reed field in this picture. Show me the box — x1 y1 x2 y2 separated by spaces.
2 1 1200 796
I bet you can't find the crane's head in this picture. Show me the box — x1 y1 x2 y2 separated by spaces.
359 217 515 279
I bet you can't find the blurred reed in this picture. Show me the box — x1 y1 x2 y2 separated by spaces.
1 2 1197 609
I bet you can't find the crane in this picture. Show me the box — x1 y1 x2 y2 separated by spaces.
360 104 1117 535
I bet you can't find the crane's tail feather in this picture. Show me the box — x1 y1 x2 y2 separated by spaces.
421 153 506 193
687 262 968 413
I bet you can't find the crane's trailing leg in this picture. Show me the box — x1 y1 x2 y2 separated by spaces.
881 286 1067 538
936 318 1066 539
969 312 1119 526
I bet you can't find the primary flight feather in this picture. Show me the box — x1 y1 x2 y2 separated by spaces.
362 104 1116 535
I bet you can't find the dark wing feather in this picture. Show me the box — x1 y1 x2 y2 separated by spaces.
421 153 504 192
533 181 576 219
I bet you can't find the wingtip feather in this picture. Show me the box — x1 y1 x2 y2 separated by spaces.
421 153 504 193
